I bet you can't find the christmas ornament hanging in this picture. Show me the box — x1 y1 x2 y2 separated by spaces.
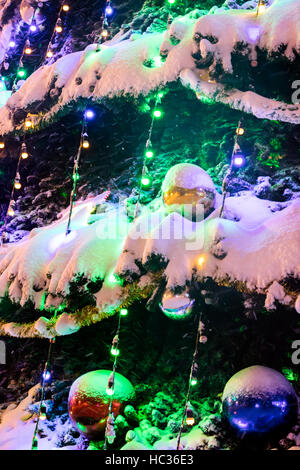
162 163 216 220
222 365 298 436
68 370 135 439
160 290 194 320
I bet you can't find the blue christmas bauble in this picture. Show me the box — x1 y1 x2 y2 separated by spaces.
222 366 298 435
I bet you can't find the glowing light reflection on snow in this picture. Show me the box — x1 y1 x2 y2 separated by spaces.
247 26 261 43
48 230 77 254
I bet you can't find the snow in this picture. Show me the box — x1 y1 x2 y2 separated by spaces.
69 370 135 404
222 365 297 400
20 1 34 25
55 312 80 336
0 0 299 134
295 295 300 314
0 192 127 312
121 440 152 450
0 384 77 450
153 428 218 450
265 280 291 310
0 179 299 337
180 68 300 124
0 384 40 450
161 163 216 194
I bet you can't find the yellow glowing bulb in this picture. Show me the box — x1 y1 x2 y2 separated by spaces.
21 151 29 159
0 142 5 149
62 4 70 11
186 417 195 426
101 29 108 38
14 182 21 189
257 1 266 15
25 47 32 55
56 25 63 33
257 5 266 14
8 208 14 216
46 51 53 58
25 120 33 128
236 127 245 136
198 255 206 267
82 140 90 149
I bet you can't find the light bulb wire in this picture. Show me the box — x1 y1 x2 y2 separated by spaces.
41 0 69 66
176 313 203 450
12 9 38 93
96 0 113 50
65 115 88 236
104 311 122 450
219 120 242 218
134 93 161 219
31 337 55 450
0 144 25 245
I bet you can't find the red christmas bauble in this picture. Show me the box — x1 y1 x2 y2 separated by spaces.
68 370 135 439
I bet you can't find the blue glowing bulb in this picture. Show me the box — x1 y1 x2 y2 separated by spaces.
9 40 16 48
85 109 95 119
105 5 114 16
233 154 245 167
43 371 51 381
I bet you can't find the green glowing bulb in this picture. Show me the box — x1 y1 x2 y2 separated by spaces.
191 378 198 386
141 176 151 188
145 150 154 159
153 109 162 118
120 308 128 316
18 69 26 78
168 0 176 4
111 347 120 356
157 92 164 99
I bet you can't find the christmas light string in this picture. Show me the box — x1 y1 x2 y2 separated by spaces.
42 2 71 64
134 91 164 218
0 5 72 241
31 336 55 450
65 111 89 236
1 1 113 234
97 0 115 48
176 314 205 450
103 307 128 448
219 120 245 218
11 8 39 93
0 134 30 245
64 2 117 235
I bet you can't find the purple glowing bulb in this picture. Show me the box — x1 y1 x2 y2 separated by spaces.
105 5 114 16
43 371 51 381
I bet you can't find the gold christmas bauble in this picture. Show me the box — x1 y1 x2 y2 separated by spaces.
162 163 216 219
